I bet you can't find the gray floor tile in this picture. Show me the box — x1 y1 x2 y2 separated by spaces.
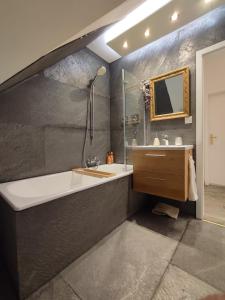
129 206 190 241
153 265 221 300
61 221 177 300
26 275 79 300
172 220 225 291
205 185 225 226
180 219 225 260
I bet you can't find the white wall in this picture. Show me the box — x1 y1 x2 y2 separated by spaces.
204 47 225 186
204 47 225 94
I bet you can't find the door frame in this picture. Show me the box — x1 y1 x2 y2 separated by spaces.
196 40 225 219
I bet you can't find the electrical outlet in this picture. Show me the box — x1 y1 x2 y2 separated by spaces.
185 116 192 124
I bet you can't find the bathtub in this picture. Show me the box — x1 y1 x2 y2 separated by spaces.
0 163 147 299
0 164 133 211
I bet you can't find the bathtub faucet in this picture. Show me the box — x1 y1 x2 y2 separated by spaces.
86 156 100 168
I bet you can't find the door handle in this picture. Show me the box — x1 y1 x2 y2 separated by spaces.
210 134 217 145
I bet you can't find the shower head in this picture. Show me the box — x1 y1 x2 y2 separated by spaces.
96 66 106 77
90 66 107 87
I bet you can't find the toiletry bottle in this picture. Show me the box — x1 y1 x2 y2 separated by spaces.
106 152 114 164
162 135 169 146
132 138 138 146
153 137 160 146
110 152 114 164
175 137 183 146
106 152 111 164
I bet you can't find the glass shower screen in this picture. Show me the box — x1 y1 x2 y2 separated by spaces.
122 69 146 166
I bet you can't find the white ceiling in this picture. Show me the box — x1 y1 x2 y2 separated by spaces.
2 0 224 84
87 0 172 62
89 0 225 62
0 0 144 84
108 0 225 56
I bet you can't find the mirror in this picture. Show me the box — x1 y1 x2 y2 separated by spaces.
150 67 190 121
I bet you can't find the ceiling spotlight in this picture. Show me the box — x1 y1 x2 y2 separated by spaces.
144 28 150 38
205 0 212 3
171 11 179 22
123 41 128 49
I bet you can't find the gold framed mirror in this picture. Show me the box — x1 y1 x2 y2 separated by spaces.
150 66 190 121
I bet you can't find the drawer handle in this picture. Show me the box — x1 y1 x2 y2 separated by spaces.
145 177 167 181
144 154 166 157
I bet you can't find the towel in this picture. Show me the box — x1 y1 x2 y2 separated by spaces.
152 203 179 219
189 155 198 201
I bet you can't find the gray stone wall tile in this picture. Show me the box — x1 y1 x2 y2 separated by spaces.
111 129 124 163
0 48 110 182
0 124 45 182
110 96 123 130
44 48 110 98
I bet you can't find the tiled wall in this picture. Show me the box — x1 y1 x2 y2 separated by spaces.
0 49 110 182
110 6 225 162
1 6 225 181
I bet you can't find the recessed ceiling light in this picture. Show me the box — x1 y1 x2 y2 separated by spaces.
144 28 150 38
205 0 212 3
123 41 128 49
171 11 179 22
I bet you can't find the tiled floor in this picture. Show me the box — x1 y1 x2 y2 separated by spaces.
205 185 225 226
1 207 225 300
172 219 225 292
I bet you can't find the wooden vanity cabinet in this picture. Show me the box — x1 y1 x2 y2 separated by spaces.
132 149 192 201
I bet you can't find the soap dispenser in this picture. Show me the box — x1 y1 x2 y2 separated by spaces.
161 135 169 146
153 134 160 146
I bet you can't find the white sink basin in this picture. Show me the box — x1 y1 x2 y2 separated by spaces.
127 145 194 150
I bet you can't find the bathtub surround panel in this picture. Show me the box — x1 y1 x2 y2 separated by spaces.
0 48 110 182
0 201 18 293
0 176 146 299
110 6 225 160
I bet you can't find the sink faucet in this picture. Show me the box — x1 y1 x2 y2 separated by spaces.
161 135 169 146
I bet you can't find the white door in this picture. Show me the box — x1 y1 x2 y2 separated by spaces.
208 92 225 186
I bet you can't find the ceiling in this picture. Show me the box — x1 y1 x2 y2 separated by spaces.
1 0 225 86
0 27 108 93
89 0 225 62
88 0 172 62
0 0 144 85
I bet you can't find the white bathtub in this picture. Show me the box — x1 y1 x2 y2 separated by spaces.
0 164 133 211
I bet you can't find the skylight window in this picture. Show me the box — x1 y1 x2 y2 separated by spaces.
104 0 172 43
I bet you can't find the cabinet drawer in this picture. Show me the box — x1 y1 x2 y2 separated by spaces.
132 149 191 201
133 171 186 201
132 150 185 174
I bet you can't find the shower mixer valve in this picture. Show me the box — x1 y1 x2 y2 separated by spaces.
86 156 100 168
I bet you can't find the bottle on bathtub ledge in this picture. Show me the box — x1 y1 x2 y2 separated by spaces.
106 151 114 164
